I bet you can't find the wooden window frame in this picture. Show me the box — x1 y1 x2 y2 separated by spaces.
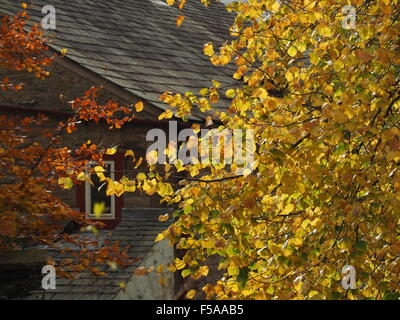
85 160 116 220
76 152 124 229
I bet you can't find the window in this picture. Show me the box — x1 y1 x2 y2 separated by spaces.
85 160 115 219
76 153 124 229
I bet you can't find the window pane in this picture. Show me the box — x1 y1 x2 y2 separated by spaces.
90 162 112 215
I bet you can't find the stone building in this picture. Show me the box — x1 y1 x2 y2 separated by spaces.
0 0 233 299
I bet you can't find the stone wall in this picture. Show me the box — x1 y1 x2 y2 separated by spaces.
114 238 175 300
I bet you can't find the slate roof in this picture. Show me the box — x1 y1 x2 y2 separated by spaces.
0 0 236 117
22 209 173 300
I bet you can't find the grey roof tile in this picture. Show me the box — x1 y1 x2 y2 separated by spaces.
19 209 173 300
0 0 235 117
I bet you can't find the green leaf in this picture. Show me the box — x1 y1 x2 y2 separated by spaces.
354 240 368 251
184 206 193 214
210 210 219 218
333 143 348 156
237 267 249 289
223 224 235 235
173 209 184 218
181 269 190 278
383 292 400 300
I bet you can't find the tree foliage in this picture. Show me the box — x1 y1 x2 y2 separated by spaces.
3 0 400 299
140 0 400 299
0 5 133 278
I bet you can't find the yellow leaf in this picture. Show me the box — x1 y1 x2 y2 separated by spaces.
282 203 294 215
201 239 214 249
77 172 88 181
264 98 278 111
155 233 165 242
256 88 269 99
269 243 281 254
220 55 231 65
290 237 303 247
125 149 135 158
159 109 173 120
157 265 165 273
158 213 170 222
119 282 126 289
228 265 240 276
210 55 219 65
242 168 253 176
85 225 98 235
288 46 298 57
204 43 214 57
167 0 175 5
134 157 143 169
297 42 307 53
94 166 105 174
135 101 144 112
58 177 73 190
137 172 146 180
285 71 294 82
319 26 333 37
212 80 221 88
226 88 236 98
310 52 320 65
106 147 117 155
199 265 209 276
93 202 106 218
271 1 280 12
185 289 196 299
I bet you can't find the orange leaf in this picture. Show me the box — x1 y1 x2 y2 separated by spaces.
355 49 373 63
179 0 186 10
176 15 185 27
134 267 149 276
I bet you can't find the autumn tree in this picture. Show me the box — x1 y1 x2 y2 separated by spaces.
128 0 400 299
4 0 400 300
0 5 134 277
